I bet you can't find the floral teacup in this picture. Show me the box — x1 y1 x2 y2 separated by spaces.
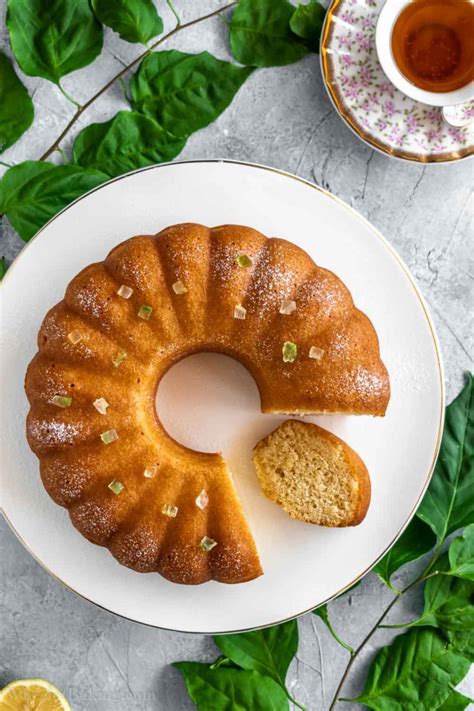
376 0 474 107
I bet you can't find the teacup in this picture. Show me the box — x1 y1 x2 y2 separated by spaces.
376 0 474 107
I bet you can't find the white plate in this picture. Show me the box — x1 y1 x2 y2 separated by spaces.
0 161 444 633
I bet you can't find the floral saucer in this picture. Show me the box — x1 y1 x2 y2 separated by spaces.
320 0 474 163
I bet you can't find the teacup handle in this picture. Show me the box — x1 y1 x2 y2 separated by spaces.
442 101 474 128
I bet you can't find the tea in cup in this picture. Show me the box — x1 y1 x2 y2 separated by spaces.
376 0 474 106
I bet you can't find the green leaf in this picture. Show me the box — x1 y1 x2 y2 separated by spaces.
0 52 34 152
438 690 473 710
72 111 185 177
131 50 253 139
409 553 474 632
7 0 103 84
448 629 474 662
230 0 309 68
418 373 474 545
448 524 474 581
417 574 474 631
0 256 7 280
374 516 436 589
290 0 326 52
354 628 471 710
313 606 354 654
91 0 163 45
0 161 108 241
214 621 297 689
174 662 289 711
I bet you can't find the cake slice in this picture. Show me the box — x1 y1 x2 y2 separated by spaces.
253 420 370 526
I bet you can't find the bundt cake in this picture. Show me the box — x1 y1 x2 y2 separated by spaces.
25 223 390 585
253 420 371 526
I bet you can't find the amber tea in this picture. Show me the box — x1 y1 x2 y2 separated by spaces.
391 0 474 92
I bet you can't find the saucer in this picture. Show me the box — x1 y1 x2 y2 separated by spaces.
320 0 474 163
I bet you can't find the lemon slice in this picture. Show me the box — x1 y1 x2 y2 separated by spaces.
0 679 71 710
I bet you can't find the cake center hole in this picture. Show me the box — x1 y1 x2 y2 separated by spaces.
156 353 261 454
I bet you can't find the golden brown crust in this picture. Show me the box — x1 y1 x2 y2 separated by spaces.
25 223 388 583
340 435 371 526
253 420 371 527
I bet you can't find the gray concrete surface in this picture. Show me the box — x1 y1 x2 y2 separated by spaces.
1 1 473 709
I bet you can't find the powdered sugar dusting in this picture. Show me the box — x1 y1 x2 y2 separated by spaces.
210 242 246 286
329 331 350 355
113 527 161 571
74 287 104 320
347 366 386 398
30 418 84 446
71 500 117 541
299 272 347 312
43 460 93 504
246 259 297 315
41 314 94 359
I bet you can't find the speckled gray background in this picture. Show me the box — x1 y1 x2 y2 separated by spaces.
1 1 473 709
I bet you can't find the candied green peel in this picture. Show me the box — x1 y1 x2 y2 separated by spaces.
282 341 297 363
108 479 124 495
51 395 72 408
236 254 253 268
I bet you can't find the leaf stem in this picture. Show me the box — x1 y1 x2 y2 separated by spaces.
56 147 70 164
285 689 307 711
382 578 403 595
166 0 181 26
419 540 443 578
38 2 237 161
58 82 81 108
323 618 354 656
118 77 130 102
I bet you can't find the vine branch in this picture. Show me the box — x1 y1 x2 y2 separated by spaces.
328 592 401 710
328 552 442 709
39 1 237 161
